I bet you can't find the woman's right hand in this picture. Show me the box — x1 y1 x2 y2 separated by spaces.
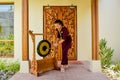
53 42 58 47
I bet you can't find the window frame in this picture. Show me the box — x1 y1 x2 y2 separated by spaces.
0 2 14 58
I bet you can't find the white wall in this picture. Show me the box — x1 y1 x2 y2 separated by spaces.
14 0 22 60
77 0 92 60
29 0 92 61
99 0 120 61
0 0 13 2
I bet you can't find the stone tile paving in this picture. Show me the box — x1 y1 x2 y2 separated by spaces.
10 61 110 80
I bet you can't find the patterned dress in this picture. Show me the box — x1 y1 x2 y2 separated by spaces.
57 27 72 65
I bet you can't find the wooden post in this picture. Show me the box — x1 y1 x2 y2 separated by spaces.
22 0 29 60
91 0 99 60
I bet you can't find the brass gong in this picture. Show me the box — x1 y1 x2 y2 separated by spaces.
37 40 51 57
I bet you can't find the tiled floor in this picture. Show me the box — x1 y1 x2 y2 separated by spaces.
10 61 110 80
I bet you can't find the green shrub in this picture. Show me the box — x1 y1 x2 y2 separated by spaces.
7 61 20 73
0 60 20 73
113 61 120 72
0 60 7 71
99 38 114 68
0 33 14 57
0 24 2 33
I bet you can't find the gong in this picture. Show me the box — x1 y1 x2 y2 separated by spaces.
37 40 51 57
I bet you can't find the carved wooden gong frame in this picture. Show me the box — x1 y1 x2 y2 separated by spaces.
43 6 77 60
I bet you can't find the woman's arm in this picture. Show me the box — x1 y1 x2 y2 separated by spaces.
58 39 64 44
54 38 64 47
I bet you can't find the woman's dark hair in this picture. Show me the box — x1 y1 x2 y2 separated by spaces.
54 19 64 26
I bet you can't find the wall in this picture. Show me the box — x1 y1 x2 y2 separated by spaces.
99 0 120 61
29 0 92 60
0 0 13 2
14 0 22 60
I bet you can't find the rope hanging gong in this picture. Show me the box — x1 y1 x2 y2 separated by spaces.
37 40 51 57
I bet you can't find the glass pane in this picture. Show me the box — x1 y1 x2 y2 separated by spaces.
0 4 14 57
0 4 14 40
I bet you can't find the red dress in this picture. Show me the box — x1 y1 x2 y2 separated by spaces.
57 27 72 65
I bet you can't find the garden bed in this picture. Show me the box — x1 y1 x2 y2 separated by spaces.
0 60 20 80
0 70 14 80
103 65 120 80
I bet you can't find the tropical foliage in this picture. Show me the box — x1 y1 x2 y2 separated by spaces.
99 38 120 80
99 38 114 68
0 24 2 33
0 60 20 80
0 33 14 57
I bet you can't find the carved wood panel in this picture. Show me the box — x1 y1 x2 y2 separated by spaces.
43 6 77 60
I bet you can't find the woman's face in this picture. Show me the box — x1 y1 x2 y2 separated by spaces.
54 23 61 29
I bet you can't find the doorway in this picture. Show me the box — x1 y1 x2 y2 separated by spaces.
43 6 77 60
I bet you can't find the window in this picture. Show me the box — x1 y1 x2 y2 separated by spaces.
0 4 14 57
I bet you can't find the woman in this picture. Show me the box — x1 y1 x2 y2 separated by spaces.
54 19 72 72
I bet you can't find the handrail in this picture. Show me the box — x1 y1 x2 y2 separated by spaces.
29 30 44 36
0 40 14 42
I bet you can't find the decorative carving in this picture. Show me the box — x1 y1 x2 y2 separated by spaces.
61 7 76 59
29 30 59 76
44 6 77 60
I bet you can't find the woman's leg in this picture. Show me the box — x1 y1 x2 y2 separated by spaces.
61 47 68 65
61 47 69 72
60 65 65 72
